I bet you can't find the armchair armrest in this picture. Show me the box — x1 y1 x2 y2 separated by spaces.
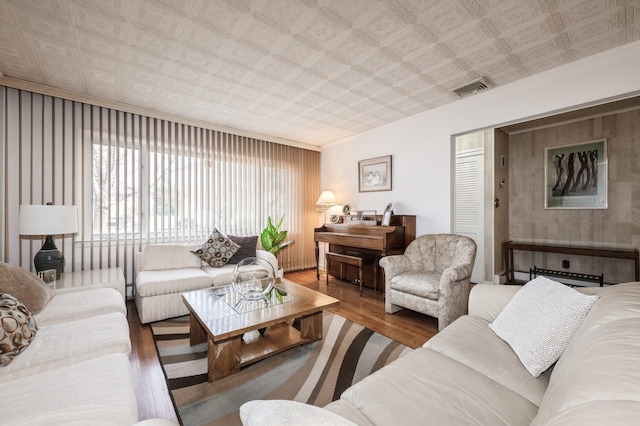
437 262 474 330
440 262 473 285
379 255 412 279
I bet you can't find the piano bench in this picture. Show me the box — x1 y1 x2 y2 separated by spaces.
325 251 377 296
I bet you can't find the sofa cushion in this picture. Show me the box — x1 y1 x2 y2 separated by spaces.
136 268 212 297
34 288 126 327
0 353 138 425
227 235 258 264
141 244 202 271
390 271 440 299
192 229 240 267
489 276 598 377
0 262 53 314
337 347 538 425
202 265 236 286
0 293 38 366
0 311 130 382
424 315 551 406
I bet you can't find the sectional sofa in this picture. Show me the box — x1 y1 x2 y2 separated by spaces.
0 262 177 425
241 280 640 425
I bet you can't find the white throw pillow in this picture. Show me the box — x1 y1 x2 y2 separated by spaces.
489 276 599 377
239 400 356 426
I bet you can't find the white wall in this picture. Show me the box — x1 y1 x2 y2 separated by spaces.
321 40 640 236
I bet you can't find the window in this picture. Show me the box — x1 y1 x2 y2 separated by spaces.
86 127 290 244
91 142 140 238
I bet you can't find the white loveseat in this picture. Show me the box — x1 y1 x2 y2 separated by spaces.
241 281 640 425
134 244 278 323
1 283 177 425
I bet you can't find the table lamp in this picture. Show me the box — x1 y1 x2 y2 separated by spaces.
19 203 78 279
316 190 338 225
316 191 337 210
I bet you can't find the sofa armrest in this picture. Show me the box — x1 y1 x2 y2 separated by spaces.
468 284 522 322
134 252 143 277
256 250 278 274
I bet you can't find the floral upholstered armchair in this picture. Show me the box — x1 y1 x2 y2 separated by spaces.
380 234 477 331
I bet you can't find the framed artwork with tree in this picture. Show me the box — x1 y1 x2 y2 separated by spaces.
544 139 607 209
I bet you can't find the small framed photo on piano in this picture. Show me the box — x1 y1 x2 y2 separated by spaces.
381 211 392 226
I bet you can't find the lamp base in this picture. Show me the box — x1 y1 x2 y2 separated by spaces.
34 235 64 280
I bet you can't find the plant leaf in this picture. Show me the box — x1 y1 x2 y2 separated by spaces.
275 288 284 303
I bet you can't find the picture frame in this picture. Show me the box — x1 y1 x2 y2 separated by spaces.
38 269 57 285
359 155 392 192
381 211 392 226
544 139 607 209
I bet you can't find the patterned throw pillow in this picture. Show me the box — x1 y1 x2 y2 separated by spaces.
0 293 38 366
489 276 599 377
192 229 241 268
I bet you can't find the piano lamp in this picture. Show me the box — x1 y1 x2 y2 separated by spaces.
316 191 337 210
19 203 78 279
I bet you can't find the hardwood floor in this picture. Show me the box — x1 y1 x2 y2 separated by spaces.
127 299 180 423
128 268 439 422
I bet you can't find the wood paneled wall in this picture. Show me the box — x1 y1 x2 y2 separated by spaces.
508 109 640 283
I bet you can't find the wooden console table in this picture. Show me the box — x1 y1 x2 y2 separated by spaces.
504 241 640 285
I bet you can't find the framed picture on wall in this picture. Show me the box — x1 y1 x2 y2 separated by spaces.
359 155 392 192
544 139 607 209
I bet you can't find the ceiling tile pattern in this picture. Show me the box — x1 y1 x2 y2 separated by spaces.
1 0 639 146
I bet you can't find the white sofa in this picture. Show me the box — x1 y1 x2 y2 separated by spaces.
241 282 640 425
134 244 278 324
1 286 177 425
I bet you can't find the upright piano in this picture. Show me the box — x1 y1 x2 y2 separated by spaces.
314 215 416 291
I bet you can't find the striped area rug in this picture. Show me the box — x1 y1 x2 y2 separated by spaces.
151 311 412 426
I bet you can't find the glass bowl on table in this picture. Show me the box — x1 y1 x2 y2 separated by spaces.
231 257 276 302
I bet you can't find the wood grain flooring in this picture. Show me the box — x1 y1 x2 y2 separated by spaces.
128 269 438 422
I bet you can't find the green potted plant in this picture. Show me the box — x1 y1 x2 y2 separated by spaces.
260 215 294 258
260 215 294 302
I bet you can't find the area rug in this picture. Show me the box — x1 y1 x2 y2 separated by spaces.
151 311 412 426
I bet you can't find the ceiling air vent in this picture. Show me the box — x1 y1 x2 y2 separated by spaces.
450 78 491 98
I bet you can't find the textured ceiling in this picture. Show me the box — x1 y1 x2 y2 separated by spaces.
1 0 639 147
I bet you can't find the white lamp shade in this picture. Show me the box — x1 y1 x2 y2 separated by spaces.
19 205 79 235
316 191 337 206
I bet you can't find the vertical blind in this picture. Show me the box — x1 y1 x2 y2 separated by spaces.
1 86 320 288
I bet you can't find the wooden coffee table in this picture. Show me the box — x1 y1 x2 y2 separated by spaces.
182 278 340 382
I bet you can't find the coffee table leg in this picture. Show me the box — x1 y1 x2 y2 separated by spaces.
299 311 323 343
208 337 241 382
189 315 207 346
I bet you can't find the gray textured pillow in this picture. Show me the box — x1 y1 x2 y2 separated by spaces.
192 229 240 268
0 262 53 314
0 293 38 366
489 276 599 377
227 235 258 265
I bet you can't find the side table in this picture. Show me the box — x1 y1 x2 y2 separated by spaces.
51 267 126 301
